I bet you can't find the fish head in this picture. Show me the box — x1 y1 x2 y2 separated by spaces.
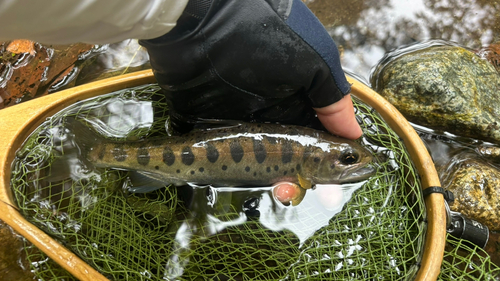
313 142 376 184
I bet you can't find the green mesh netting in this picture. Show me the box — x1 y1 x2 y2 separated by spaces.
9 84 499 280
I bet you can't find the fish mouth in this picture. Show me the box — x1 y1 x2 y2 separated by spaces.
338 164 377 183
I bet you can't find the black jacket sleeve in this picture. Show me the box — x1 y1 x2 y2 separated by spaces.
140 0 350 131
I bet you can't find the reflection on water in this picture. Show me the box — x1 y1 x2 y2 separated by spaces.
76 39 151 85
306 0 500 80
165 182 364 279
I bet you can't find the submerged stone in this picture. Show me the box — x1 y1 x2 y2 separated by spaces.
0 220 33 280
441 153 500 231
371 42 500 143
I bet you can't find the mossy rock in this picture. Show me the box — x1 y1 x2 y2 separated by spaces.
372 44 500 143
441 154 500 231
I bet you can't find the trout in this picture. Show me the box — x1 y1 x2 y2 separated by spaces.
81 122 375 193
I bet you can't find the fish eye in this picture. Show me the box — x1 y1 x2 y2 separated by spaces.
341 150 359 165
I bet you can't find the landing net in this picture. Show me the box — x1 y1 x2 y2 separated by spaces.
10 84 499 280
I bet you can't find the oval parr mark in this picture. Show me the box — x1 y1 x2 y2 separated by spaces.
230 140 244 163
181 146 195 166
281 142 293 164
97 146 106 160
137 146 150 166
274 165 279 171
163 146 175 166
205 143 219 163
222 165 228 171
112 146 127 162
253 139 267 164
245 166 250 172
266 167 271 173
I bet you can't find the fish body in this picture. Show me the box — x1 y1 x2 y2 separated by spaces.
86 123 375 189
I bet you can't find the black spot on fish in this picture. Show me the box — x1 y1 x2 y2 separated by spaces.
155 166 160 170
205 143 219 163
266 167 271 173
274 165 279 171
181 147 195 165
245 166 250 172
291 168 295 173
112 146 127 162
253 172 257 176
296 164 301 171
222 165 228 171
281 142 293 164
97 146 106 160
199 167 204 173
137 146 150 166
176 169 180 173
283 171 288 175
314 157 321 163
163 146 175 166
253 139 266 164
230 140 244 163
191 170 195 175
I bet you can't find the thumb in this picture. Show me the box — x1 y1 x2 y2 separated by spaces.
314 94 362 140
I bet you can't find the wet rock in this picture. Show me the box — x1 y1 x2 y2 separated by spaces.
371 42 500 143
0 40 95 109
0 220 33 281
441 153 500 231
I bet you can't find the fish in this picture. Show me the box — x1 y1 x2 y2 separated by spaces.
78 122 375 193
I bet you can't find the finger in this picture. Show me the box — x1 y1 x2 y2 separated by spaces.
272 181 306 206
314 94 362 140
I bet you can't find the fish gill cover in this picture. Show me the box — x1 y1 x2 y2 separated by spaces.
9 84 500 280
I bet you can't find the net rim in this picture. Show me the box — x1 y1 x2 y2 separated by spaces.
0 70 446 281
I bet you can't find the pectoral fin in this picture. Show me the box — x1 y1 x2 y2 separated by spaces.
297 174 313 190
128 171 170 193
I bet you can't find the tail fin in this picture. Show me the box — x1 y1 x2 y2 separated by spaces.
65 118 103 156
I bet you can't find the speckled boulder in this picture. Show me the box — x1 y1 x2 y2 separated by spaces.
371 44 500 143
441 155 500 231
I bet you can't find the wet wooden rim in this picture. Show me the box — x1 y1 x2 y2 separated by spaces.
347 77 446 281
0 70 445 281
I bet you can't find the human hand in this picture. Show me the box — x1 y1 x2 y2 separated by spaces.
141 0 360 137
